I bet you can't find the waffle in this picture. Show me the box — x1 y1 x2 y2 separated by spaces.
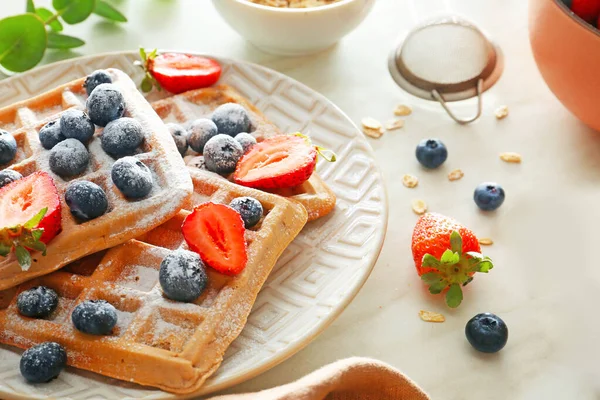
0 168 308 393
0 69 193 290
151 84 336 221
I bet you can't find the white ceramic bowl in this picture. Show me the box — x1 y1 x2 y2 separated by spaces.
212 0 376 55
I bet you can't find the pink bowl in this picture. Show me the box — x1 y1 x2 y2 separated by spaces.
529 0 600 131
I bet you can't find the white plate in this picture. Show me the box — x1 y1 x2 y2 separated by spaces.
0 51 388 399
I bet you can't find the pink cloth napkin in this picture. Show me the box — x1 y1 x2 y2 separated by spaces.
209 357 430 400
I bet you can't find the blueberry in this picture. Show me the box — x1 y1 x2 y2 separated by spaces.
234 132 257 154
415 139 448 169
20 342 67 383
65 181 109 221
465 313 508 353
101 117 144 158
71 299 117 335
0 129 17 165
211 103 251 137
86 83 125 127
84 70 112 96
474 182 505 211
159 249 208 302
0 169 22 188
166 123 188 156
187 118 218 153
111 156 153 199
17 286 58 318
59 109 95 143
49 138 90 177
38 120 65 150
203 134 244 174
229 197 263 228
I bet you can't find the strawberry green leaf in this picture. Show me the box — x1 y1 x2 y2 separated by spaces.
24 207 47 229
31 229 43 242
139 47 147 63
429 280 447 295
421 272 443 286
462 277 474 286
466 251 484 261
0 243 10 257
440 249 459 265
15 246 31 270
422 254 441 269
471 258 493 273
316 146 337 162
93 0 127 22
24 240 46 253
148 48 157 59
446 283 463 308
450 231 462 254
141 76 152 93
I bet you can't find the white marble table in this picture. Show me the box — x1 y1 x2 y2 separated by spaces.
2 1 599 399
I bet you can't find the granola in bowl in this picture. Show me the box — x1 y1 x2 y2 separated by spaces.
246 0 342 7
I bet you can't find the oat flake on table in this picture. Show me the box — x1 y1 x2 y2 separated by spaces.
394 104 412 116
478 238 494 246
385 119 405 131
500 152 522 163
412 199 427 215
419 310 445 323
363 127 384 139
448 169 464 181
495 105 509 119
402 174 418 188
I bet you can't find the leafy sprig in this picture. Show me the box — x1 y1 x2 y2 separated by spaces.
0 0 127 73
420 231 493 308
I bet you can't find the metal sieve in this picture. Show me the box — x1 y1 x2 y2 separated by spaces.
388 16 504 124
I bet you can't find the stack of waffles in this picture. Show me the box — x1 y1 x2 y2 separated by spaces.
0 68 336 393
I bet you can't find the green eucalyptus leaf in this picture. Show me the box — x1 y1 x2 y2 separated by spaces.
36 7 64 32
450 231 462 254
0 14 47 72
93 0 127 22
445 283 463 308
53 0 96 25
27 0 36 12
47 32 85 49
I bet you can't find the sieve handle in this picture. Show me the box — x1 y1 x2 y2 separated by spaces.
431 79 483 124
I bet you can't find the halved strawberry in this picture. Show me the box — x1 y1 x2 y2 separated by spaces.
233 134 335 190
0 172 62 270
137 48 222 94
182 203 247 275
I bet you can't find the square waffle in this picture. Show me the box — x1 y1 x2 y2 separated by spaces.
0 69 193 290
0 168 308 393
151 84 336 221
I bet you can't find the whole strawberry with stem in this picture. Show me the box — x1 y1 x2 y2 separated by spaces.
411 213 493 308
0 172 62 270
